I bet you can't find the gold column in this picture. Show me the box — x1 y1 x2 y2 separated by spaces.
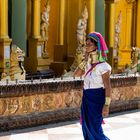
0 0 11 75
126 5 133 48
25 0 43 72
136 0 140 48
109 3 115 47
88 0 95 32
32 0 41 38
50 0 67 75
59 0 65 45
0 0 9 38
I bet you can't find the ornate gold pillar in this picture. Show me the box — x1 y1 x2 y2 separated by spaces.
0 0 12 75
50 0 67 76
0 0 8 38
32 0 41 38
59 0 65 45
104 0 115 71
126 4 133 48
117 0 136 71
136 0 140 48
88 0 95 32
125 0 137 48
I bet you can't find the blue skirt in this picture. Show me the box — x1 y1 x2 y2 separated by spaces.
81 88 110 140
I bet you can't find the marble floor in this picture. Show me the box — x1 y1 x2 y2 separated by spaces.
0 109 140 140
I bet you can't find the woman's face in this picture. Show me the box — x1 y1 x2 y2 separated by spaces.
85 38 97 53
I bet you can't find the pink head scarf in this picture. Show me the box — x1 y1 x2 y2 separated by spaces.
87 32 108 62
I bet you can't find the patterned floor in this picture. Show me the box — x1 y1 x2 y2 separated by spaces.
0 109 140 140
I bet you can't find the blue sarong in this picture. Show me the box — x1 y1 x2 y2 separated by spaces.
81 88 110 140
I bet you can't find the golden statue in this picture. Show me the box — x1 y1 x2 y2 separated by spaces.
64 6 88 77
125 47 140 73
114 11 122 57
113 11 122 72
71 6 88 70
1 44 26 81
40 0 50 58
76 6 88 46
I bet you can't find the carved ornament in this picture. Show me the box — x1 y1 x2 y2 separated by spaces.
126 0 136 4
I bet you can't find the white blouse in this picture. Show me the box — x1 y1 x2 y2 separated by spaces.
83 62 111 89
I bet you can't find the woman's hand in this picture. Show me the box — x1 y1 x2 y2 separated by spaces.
102 105 110 117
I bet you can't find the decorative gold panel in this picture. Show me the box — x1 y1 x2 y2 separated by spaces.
0 91 82 117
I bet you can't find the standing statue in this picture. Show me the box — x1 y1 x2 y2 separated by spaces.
40 0 50 58
64 6 88 77
114 11 122 56
76 6 88 47
113 11 122 71
71 6 88 71
63 6 88 76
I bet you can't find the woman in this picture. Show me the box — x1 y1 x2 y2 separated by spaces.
74 32 111 140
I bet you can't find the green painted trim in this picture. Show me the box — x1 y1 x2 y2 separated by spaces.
11 0 26 52
95 0 105 37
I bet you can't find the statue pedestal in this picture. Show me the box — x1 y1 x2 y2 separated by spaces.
50 44 68 76
0 38 12 78
25 38 52 73
37 58 53 71
50 61 67 76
